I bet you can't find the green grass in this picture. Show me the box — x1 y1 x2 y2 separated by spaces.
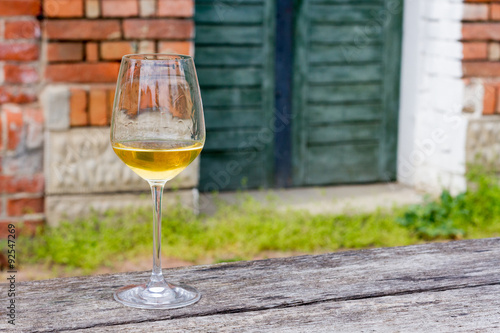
15 168 500 273
18 200 418 272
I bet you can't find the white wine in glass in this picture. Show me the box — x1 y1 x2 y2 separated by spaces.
112 140 203 181
110 54 205 309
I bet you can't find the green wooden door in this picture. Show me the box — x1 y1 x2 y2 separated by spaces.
196 0 403 190
292 0 403 186
195 0 275 191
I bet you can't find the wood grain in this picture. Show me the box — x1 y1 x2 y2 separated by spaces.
308 64 382 84
309 5 381 23
197 68 262 87
308 104 382 124
308 44 382 64
195 26 263 45
2 238 500 332
68 284 500 332
307 123 381 144
308 83 382 103
196 4 264 24
195 46 263 66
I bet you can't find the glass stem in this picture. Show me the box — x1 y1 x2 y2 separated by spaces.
148 181 167 286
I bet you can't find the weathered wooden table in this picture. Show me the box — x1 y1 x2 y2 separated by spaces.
2 238 500 332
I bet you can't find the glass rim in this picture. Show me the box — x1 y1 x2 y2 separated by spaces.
122 53 193 61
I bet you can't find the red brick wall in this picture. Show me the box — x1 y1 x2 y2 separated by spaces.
462 0 500 114
0 0 43 234
43 0 194 126
0 0 194 234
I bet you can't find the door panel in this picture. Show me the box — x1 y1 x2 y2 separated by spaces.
195 0 275 191
293 0 403 186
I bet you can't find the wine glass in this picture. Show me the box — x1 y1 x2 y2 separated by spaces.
110 54 205 309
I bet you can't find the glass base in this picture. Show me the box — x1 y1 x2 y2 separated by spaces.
114 282 201 309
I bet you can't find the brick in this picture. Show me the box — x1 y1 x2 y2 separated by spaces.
0 174 44 194
15 93 36 104
85 0 100 18
158 0 193 17
0 220 19 239
44 20 121 40
47 42 83 62
100 41 136 60
496 88 500 114
463 62 500 77
463 42 488 60
5 105 23 151
158 41 193 56
123 19 193 39
0 0 40 16
89 89 108 125
45 63 120 83
70 88 88 126
491 4 500 21
483 83 497 115
86 42 99 61
24 107 43 149
0 113 2 149
102 0 139 17
0 175 13 192
0 87 36 104
107 88 116 121
4 64 38 84
5 20 41 39
0 42 39 61
489 42 500 61
463 3 488 21
7 197 44 216
462 23 500 40
44 0 83 17
139 0 156 17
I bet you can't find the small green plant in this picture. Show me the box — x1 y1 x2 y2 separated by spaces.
396 191 467 239
397 165 500 240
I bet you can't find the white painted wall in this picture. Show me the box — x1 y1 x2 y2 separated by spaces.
397 0 421 187
398 0 468 195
